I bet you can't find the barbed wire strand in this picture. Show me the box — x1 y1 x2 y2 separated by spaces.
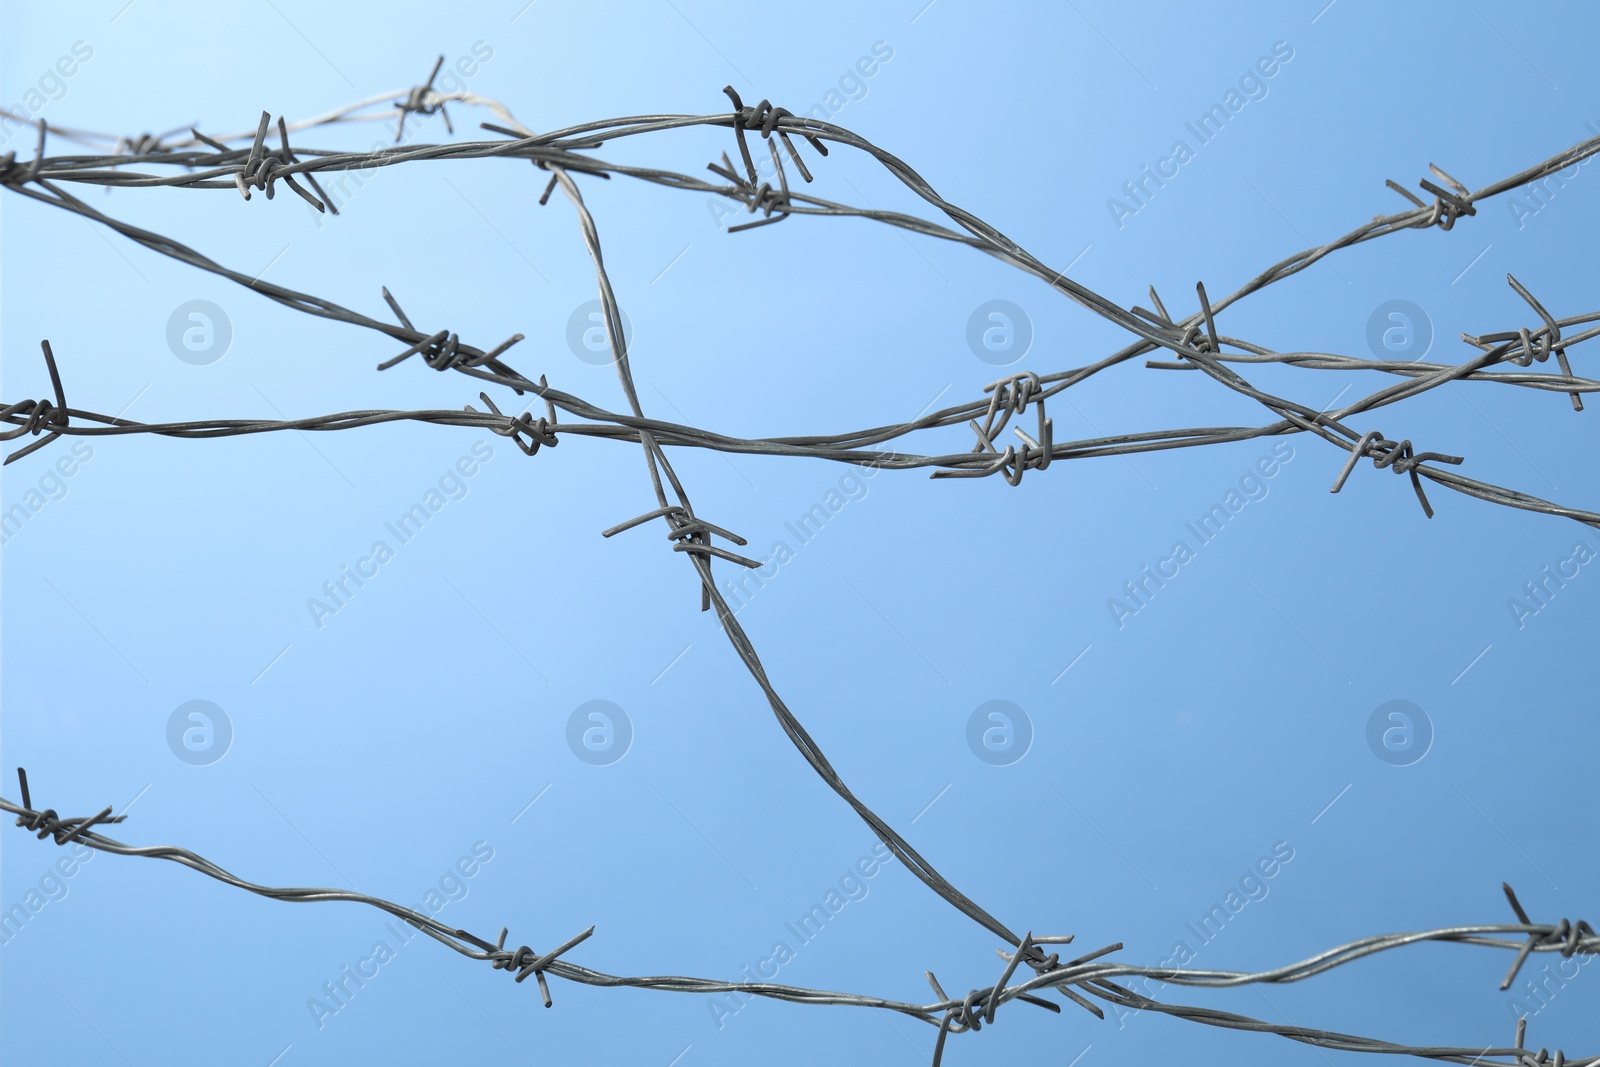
2 71 1596 1066
5 772 1596 1065
4 101 1598 521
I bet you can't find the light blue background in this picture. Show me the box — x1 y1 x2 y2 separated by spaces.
3 3 1598 1065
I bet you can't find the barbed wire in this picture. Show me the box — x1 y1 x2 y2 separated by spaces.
5 100 1599 521
2 63 1596 1066
5 769 1596 1065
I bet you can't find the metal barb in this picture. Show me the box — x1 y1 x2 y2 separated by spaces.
4 73 1600 1067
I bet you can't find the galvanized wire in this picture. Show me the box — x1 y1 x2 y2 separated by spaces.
2 68 1596 1066
5 770 1595 1065
5 103 1599 521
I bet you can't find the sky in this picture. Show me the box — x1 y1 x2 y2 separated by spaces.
2 2 1599 1066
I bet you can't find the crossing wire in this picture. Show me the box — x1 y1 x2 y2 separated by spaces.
2 64 1596 1067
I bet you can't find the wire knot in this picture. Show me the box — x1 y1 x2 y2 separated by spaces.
1510 323 1558 366
113 132 168 156
234 112 335 214
17 805 61 838
7 768 126 847
1178 322 1218 353
0 395 68 458
603 503 760 610
466 389 559 456
932 371 1053 486
495 943 539 977
375 287 524 372
1462 275 1582 411
1498 883 1598 991
1509 1016 1570 1067
708 150 796 231
604 504 758 566
1006 935 1119 1019
709 86 829 231
1 341 72 465
1328 429 1464 519
394 56 453 142
722 85 828 179
1385 163 1475 231
461 924 596 1008
925 933 1087 1067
